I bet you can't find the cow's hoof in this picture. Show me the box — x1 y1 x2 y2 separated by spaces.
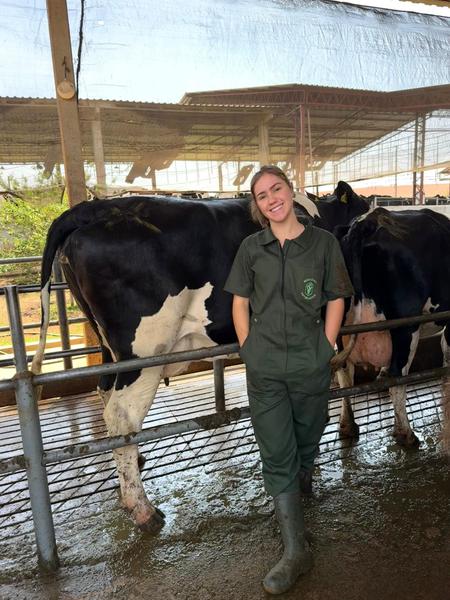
393 430 420 448
339 421 360 439
137 508 166 534
137 452 146 470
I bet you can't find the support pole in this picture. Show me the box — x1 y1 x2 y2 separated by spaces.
258 121 270 166
412 113 426 205
307 109 314 190
218 163 224 192
5 286 59 571
294 105 305 191
52 260 73 370
46 0 86 206
213 359 225 412
91 107 106 194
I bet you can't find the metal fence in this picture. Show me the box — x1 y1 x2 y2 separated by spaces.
1 267 450 571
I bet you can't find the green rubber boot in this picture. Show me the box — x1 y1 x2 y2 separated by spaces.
263 491 313 595
299 467 313 497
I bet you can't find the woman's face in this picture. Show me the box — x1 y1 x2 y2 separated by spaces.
253 173 294 225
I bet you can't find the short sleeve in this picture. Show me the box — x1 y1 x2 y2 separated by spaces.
323 235 354 301
224 238 254 298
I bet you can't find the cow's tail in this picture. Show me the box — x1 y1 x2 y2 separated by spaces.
31 207 86 389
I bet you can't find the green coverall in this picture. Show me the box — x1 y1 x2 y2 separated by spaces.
225 224 354 497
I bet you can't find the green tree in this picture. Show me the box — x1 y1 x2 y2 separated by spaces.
0 170 69 282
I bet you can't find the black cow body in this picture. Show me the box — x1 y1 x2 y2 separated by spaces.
337 206 450 446
32 189 368 532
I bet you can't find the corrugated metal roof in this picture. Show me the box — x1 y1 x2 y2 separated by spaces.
1 84 449 169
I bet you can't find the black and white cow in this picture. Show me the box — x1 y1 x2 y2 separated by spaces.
336 205 450 446
31 188 368 533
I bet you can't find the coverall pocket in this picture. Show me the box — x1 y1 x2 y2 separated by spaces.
239 335 251 360
318 327 336 363
239 318 260 367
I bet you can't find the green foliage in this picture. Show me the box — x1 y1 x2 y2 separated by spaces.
0 170 70 283
0 199 68 282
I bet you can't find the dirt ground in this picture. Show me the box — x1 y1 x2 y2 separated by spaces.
1 429 449 600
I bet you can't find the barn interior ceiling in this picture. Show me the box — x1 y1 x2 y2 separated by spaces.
1 84 449 172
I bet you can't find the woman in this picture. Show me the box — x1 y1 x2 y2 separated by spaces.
224 165 353 595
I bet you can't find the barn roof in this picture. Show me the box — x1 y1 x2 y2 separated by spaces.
1 83 449 170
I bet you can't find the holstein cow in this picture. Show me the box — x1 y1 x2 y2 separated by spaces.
336 204 450 446
32 188 368 533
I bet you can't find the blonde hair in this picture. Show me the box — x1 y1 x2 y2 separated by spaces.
249 165 294 228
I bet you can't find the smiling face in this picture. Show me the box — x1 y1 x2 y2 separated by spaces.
253 172 295 226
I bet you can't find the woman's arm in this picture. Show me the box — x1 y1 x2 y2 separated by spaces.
324 297 345 347
232 295 250 346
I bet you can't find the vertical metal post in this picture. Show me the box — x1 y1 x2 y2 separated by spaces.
91 107 106 194
218 163 224 192
412 113 426 205
294 105 306 192
52 259 73 370
258 121 270 166
394 146 398 198
5 286 59 571
213 359 225 412
307 109 314 190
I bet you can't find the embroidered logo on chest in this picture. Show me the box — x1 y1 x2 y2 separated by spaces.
301 278 317 300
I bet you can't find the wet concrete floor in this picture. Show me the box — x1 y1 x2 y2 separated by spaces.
1 373 449 600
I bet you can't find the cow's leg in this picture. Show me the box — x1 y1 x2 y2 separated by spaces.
98 346 147 470
336 362 359 438
442 325 450 367
97 345 115 407
388 327 420 447
103 365 164 533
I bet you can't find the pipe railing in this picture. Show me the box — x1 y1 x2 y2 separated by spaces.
1 280 450 572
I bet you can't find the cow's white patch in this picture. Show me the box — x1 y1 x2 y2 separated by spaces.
132 283 215 378
441 332 450 368
103 365 163 435
103 364 164 523
421 297 442 338
402 329 420 376
294 192 319 219
345 297 392 368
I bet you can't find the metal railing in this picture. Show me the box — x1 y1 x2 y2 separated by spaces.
1 280 450 572
0 256 88 371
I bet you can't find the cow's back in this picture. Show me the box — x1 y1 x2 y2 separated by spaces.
60 196 257 351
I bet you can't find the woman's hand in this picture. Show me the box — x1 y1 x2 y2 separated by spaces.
232 295 250 346
325 297 345 347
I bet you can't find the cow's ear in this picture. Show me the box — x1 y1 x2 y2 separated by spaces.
340 191 348 204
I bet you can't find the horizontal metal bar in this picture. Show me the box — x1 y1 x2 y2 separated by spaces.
329 365 450 399
340 310 450 335
0 345 100 368
0 256 42 266
0 316 86 334
0 283 68 295
0 343 239 391
2 365 448 474
1 309 449 388
0 406 249 474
